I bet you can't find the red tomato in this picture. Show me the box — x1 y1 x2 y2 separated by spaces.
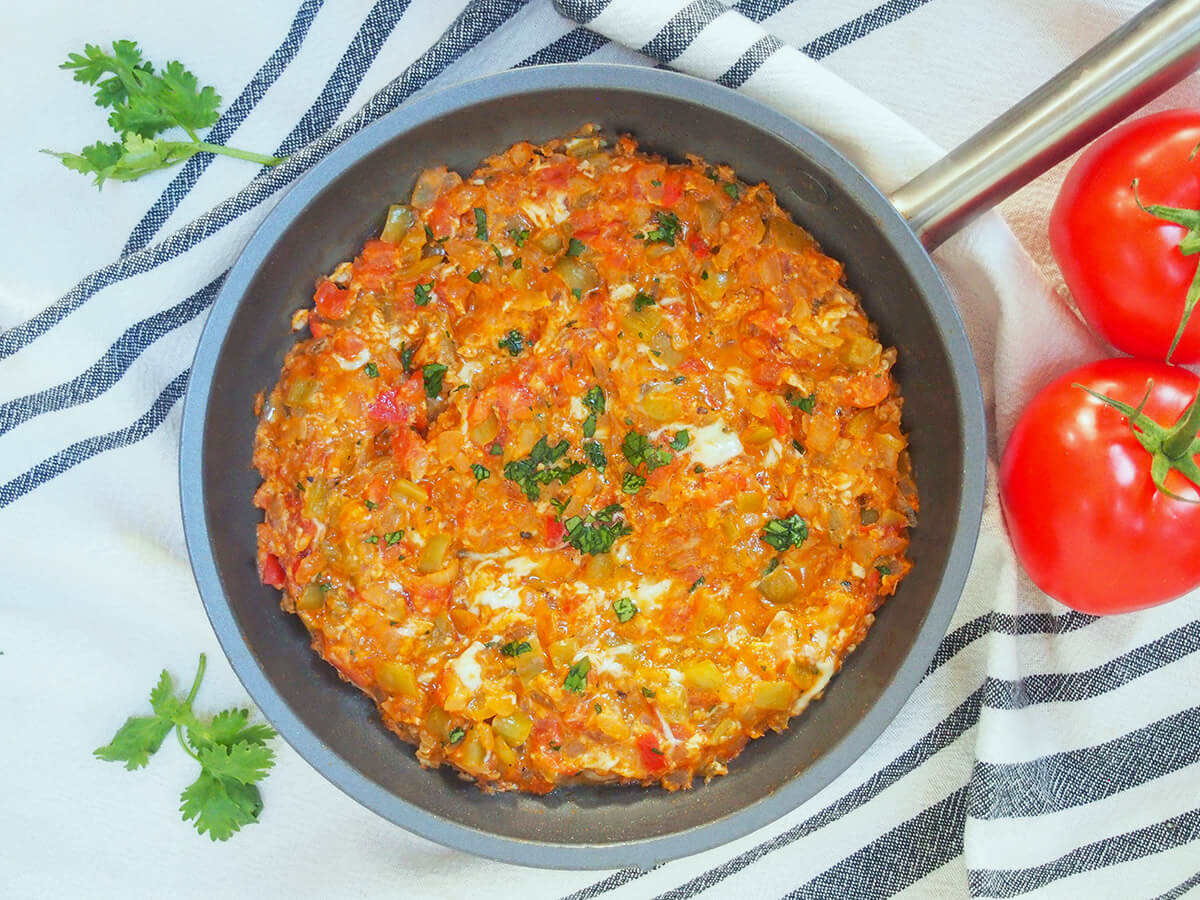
260 553 286 588
999 358 1200 614
636 733 668 772
1050 109 1200 362
313 280 350 319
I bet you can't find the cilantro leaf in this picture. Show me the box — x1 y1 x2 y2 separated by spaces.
94 715 174 771
723 182 740 200
644 211 682 246
474 207 488 240
583 385 606 414
414 282 433 306
621 430 673 471
669 429 690 451
467 269 483 283
762 514 809 551
566 237 587 257
498 330 524 356
563 657 591 693
196 741 275 786
583 440 607 471
179 770 263 842
156 59 222 131
422 362 447 398
500 640 532 657
789 392 817 413
471 463 490 482
363 361 379 378
622 471 646 495
399 342 416 374
613 597 638 623
633 291 656 311
504 436 585 501
562 505 631 555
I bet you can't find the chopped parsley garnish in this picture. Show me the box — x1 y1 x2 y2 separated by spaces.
491 244 503 264
583 440 607 470
876 563 893 576
669 429 690 451
489 443 503 456
622 471 646 495
764 557 780 575
503 436 586 501
612 597 638 623
566 237 586 257
399 342 415 374
471 464 490 482
513 257 523 269
549 496 571 517
789 392 817 413
641 686 656 698
621 430 673 471
644 210 682 246
563 657 591 693
633 291 655 311
672 375 686 384
509 227 529 247
582 414 597 439
467 269 483 284
562 504 632 555
384 530 405 547
700 270 709 280
448 726 465 745
422 362 447 398
364 499 377 510
498 330 525 356
363 361 379 378
723 183 740 200
792 438 805 453
473 207 488 240
761 514 808 552
571 288 582 300
413 282 433 306
500 640 531 657
688 576 705 593
705 167 719 181
425 224 435 241
583 385 605 414
364 535 379 544
650 179 662 187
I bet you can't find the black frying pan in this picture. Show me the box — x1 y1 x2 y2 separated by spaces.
179 0 1200 869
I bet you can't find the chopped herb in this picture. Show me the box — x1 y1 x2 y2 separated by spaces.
364 499 377 510
452 384 468 393
566 237 586 257
672 375 686 385
489 443 504 456
364 535 379 544
633 291 656 311
641 686 656 698
649 746 664 756
594 702 602 713
621 471 646 495
876 563 893 576
705 167 719 181
549 496 571 517
473 207 488 240
498 330 525 356
621 430 673 471
582 414 597 439
491 244 503 264
448 726 465 745
693 464 705 474
651 179 662 187
361 361 379 379
688 577 705 593
413 282 433 306
549 742 562 751
500 640 532 657
424 224 435 241
509 227 529 247
562 504 632 555
761 514 808 552
789 392 817 413
513 257 523 270
471 464 490 482
612 597 638 623
571 288 581 300
764 557 780 575
503 436 586 501
467 269 483 284
644 211 682 246
723 183 740 200
399 342 415 374
792 438 804 453
422 362 447 398
583 440 607 471
583 385 606 415
384 530 405 547
563 657 591 693
633 231 644 240
669 429 690 451
295 482 304 494
700 270 709 280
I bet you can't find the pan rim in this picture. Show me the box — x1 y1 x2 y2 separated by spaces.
180 62 986 869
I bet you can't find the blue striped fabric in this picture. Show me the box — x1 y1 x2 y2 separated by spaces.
5 1 1198 896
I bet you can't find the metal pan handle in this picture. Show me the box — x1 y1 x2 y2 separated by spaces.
890 0 1200 250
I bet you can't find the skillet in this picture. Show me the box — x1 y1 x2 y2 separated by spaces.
179 0 1200 869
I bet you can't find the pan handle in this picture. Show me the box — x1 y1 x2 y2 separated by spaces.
889 0 1200 250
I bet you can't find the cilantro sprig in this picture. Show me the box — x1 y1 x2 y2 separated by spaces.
504 436 586 501
562 503 632 555
94 654 277 841
45 40 285 187
762 514 809 552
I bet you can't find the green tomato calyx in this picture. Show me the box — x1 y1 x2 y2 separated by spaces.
1074 378 1200 503
1132 178 1200 363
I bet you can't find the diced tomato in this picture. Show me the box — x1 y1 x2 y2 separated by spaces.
769 404 789 437
689 234 710 258
308 317 331 339
662 173 684 205
367 388 410 424
260 553 286 588
546 515 566 547
332 331 367 359
636 733 668 772
314 280 350 319
357 240 397 275
539 162 572 190
679 356 708 375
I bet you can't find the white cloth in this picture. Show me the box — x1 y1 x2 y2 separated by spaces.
2 1 1198 897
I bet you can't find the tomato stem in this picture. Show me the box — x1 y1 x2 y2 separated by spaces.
1131 179 1200 363
1073 379 1200 502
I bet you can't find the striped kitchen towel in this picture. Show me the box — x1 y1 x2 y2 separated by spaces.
2 0 1197 897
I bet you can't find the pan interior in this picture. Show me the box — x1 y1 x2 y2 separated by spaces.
191 71 974 864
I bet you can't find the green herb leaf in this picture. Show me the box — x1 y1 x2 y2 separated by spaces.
761 514 808 552
563 657 592 693
641 686 656 698
622 471 646 495
471 463 490 482
633 291 656 311
503 436 586 501
414 282 433 306
583 385 605 415
498 330 525 356
422 362 447 398
467 269 483 284
688 576 705 593
723 183 740 200
94 714 174 771
562 505 631 555
179 770 264 842
384 530 405 547
509 228 529 247
364 499 377 510
500 640 532 657
876 563 893 576
612 597 638 623
448 726 466 745
789 392 816 413
474 207 488 240
643 211 682 246
364 535 379 544
513 258 523 270
399 342 416 374
583 440 607 470
489 443 504 456
669 429 690 451
621 430 673 471
363 361 379 378
566 237 587 257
